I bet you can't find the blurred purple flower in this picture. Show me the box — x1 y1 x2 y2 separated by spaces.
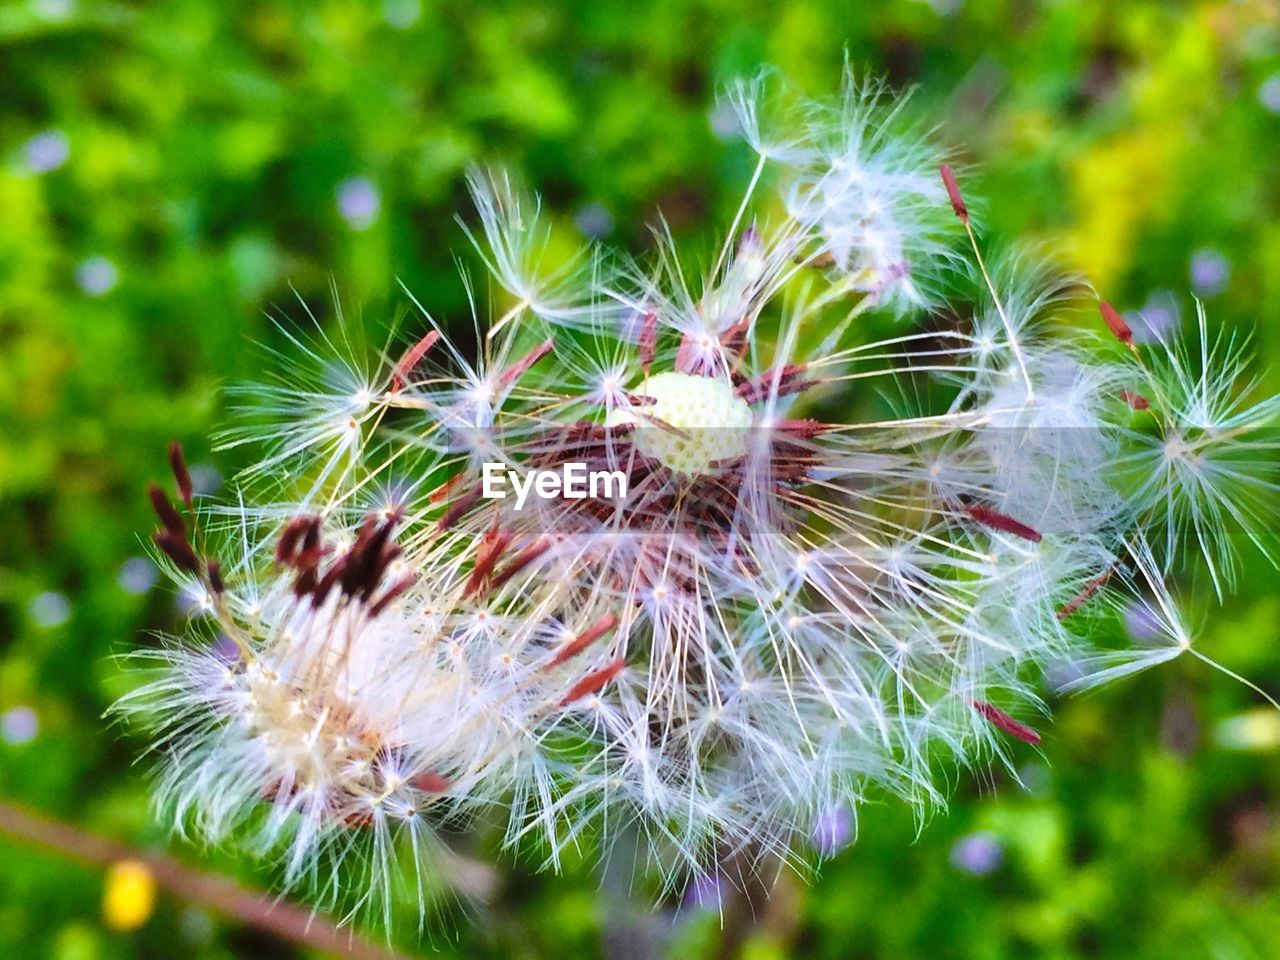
29 591 70 628
1189 248 1230 298
811 804 853 855
211 634 240 663
189 462 222 498
574 203 613 239
22 129 69 174
34 0 74 22
1130 290 1180 343
382 0 421 29
1259 74 1280 115
118 556 159 595
683 872 724 910
337 177 381 230
2 706 39 745
708 100 740 141
1046 658 1087 694
950 832 1003 875
76 256 119 296
1124 601 1162 644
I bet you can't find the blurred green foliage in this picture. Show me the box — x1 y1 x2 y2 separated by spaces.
2 0 1280 957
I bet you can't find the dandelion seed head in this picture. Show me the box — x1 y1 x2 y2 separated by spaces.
607 371 753 474
119 64 1280 921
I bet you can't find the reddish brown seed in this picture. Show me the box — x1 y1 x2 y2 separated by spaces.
293 567 318 599
558 658 626 707
497 338 555 389
1057 568 1114 621
972 701 1042 746
437 488 482 531
1121 389 1150 411
391 330 441 392
719 316 752 358
429 472 467 503
940 164 968 224
364 543 403 602
311 557 346 607
550 613 619 667
776 419 835 439
966 505 1043 544
736 364 817 404
275 516 315 565
340 513 400 600
465 529 514 598
639 311 658 373
410 771 451 793
368 572 417 618
168 441 193 506
154 530 201 575
206 559 224 595
490 538 552 591
1099 301 1133 345
148 483 185 536
286 518 324 580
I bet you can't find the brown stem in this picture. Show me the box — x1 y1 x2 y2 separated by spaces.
0 800 402 960
712 851 802 960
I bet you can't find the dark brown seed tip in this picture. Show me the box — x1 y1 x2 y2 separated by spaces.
550 613 620 667
168 441 193 506
148 483 185 536
368 572 416 618
1121 389 1150 411
966 505 1043 544
1099 301 1133 345
207 559 225 594
154 530 201 575
940 164 968 224
558 658 626 707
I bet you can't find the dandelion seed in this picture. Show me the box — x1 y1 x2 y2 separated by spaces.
940 163 967 224
972 702 1042 746
1099 300 1133 345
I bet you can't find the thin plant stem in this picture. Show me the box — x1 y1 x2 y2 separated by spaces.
0 800 403 960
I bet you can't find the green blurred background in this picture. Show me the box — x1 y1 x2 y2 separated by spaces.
3 0 1280 957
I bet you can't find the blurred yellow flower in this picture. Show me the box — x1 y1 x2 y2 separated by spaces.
1215 709 1280 751
102 859 156 932
1064 130 1177 292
